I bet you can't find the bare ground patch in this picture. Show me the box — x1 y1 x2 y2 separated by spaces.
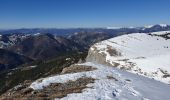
0 77 95 100
61 64 97 74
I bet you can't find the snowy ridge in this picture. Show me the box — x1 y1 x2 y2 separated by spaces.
142 24 169 31
106 26 135 29
30 62 170 100
159 24 168 27
144 24 168 28
151 31 170 35
89 31 170 84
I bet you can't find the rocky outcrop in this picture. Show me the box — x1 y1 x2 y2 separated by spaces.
86 45 120 67
86 46 106 64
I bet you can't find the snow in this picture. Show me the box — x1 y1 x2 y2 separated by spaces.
144 25 154 28
106 26 135 29
0 41 10 48
144 24 168 28
143 24 169 30
34 33 41 36
168 34 170 37
151 31 170 35
74 32 79 35
159 24 168 27
66 58 71 61
91 31 170 84
106 27 121 29
30 62 170 100
128 26 135 29
30 65 37 68
30 72 85 90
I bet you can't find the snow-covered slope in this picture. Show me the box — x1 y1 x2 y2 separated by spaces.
29 62 170 100
87 31 170 84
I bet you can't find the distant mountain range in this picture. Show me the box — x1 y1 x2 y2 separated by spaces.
0 24 170 35
0 24 170 72
0 31 115 71
106 24 170 31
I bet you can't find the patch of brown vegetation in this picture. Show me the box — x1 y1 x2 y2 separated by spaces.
117 59 129 62
162 74 170 78
135 57 146 59
107 75 118 81
106 46 121 56
61 64 97 74
0 77 95 100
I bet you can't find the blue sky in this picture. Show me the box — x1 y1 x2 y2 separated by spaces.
0 0 170 29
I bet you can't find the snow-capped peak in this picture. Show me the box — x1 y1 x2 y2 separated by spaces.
106 26 135 29
144 24 168 28
34 33 41 36
159 24 168 27
144 25 154 28
106 27 121 29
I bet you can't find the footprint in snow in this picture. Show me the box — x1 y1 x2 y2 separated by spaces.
142 97 150 100
113 72 122 77
112 89 122 97
130 88 140 97
125 79 132 83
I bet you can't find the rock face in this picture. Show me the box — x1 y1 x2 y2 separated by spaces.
86 46 106 64
86 31 170 84
86 43 122 67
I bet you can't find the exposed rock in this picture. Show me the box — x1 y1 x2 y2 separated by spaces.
106 46 121 56
86 45 115 67
86 46 106 64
